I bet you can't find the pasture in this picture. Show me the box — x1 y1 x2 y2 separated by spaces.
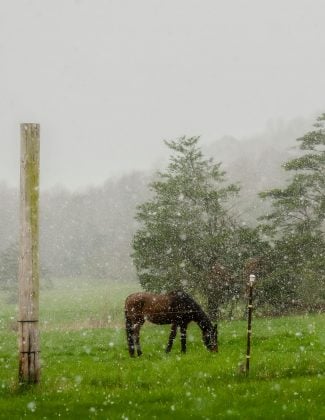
0 279 324 419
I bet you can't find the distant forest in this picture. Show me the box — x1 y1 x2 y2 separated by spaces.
0 118 312 284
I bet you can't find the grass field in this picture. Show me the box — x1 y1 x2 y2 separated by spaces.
0 279 324 419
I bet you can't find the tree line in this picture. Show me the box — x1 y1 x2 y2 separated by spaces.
132 115 325 317
0 115 324 314
0 173 151 301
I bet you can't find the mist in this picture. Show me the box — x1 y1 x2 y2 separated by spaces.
1 2 325 417
0 116 314 281
1 0 324 282
1 0 325 189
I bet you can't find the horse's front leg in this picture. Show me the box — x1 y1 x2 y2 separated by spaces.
133 321 143 356
125 317 135 357
180 324 187 353
165 323 177 353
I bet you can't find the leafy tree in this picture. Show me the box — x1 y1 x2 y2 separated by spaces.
132 136 264 317
258 234 325 313
259 114 325 311
260 114 325 236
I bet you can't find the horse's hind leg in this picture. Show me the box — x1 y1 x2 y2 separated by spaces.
125 316 135 357
166 323 177 353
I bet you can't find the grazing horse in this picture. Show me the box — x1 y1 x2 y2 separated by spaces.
124 290 218 357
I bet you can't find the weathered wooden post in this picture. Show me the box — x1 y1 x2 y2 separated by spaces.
245 274 255 376
18 123 40 384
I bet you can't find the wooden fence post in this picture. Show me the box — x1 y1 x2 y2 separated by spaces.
18 123 40 384
245 274 255 376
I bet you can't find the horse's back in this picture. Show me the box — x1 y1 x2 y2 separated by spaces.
125 291 156 308
125 292 176 324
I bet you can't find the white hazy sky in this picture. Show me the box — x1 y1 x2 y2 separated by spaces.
1 0 325 189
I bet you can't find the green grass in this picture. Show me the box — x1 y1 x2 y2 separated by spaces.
0 280 324 419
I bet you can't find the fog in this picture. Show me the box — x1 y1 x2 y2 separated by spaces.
0 4 324 415
1 0 325 189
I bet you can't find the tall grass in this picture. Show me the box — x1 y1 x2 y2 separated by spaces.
0 279 324 419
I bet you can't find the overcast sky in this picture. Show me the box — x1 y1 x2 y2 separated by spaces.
1 0 325 189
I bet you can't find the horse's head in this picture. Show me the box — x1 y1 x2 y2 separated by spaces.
202 323 218 352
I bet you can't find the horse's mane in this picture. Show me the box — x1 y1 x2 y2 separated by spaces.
168 290 201 309
168 290 212 329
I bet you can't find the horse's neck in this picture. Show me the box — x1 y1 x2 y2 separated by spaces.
195 310 211 332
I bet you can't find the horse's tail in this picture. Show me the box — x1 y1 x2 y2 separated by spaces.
125 311 135 356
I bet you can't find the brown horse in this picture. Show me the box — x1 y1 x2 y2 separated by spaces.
124 290 218 357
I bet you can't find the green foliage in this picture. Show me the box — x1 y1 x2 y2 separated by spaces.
259 114 325 311
132 137 267 315
260 113 325 237
133 137 239 292
258 234 325 313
